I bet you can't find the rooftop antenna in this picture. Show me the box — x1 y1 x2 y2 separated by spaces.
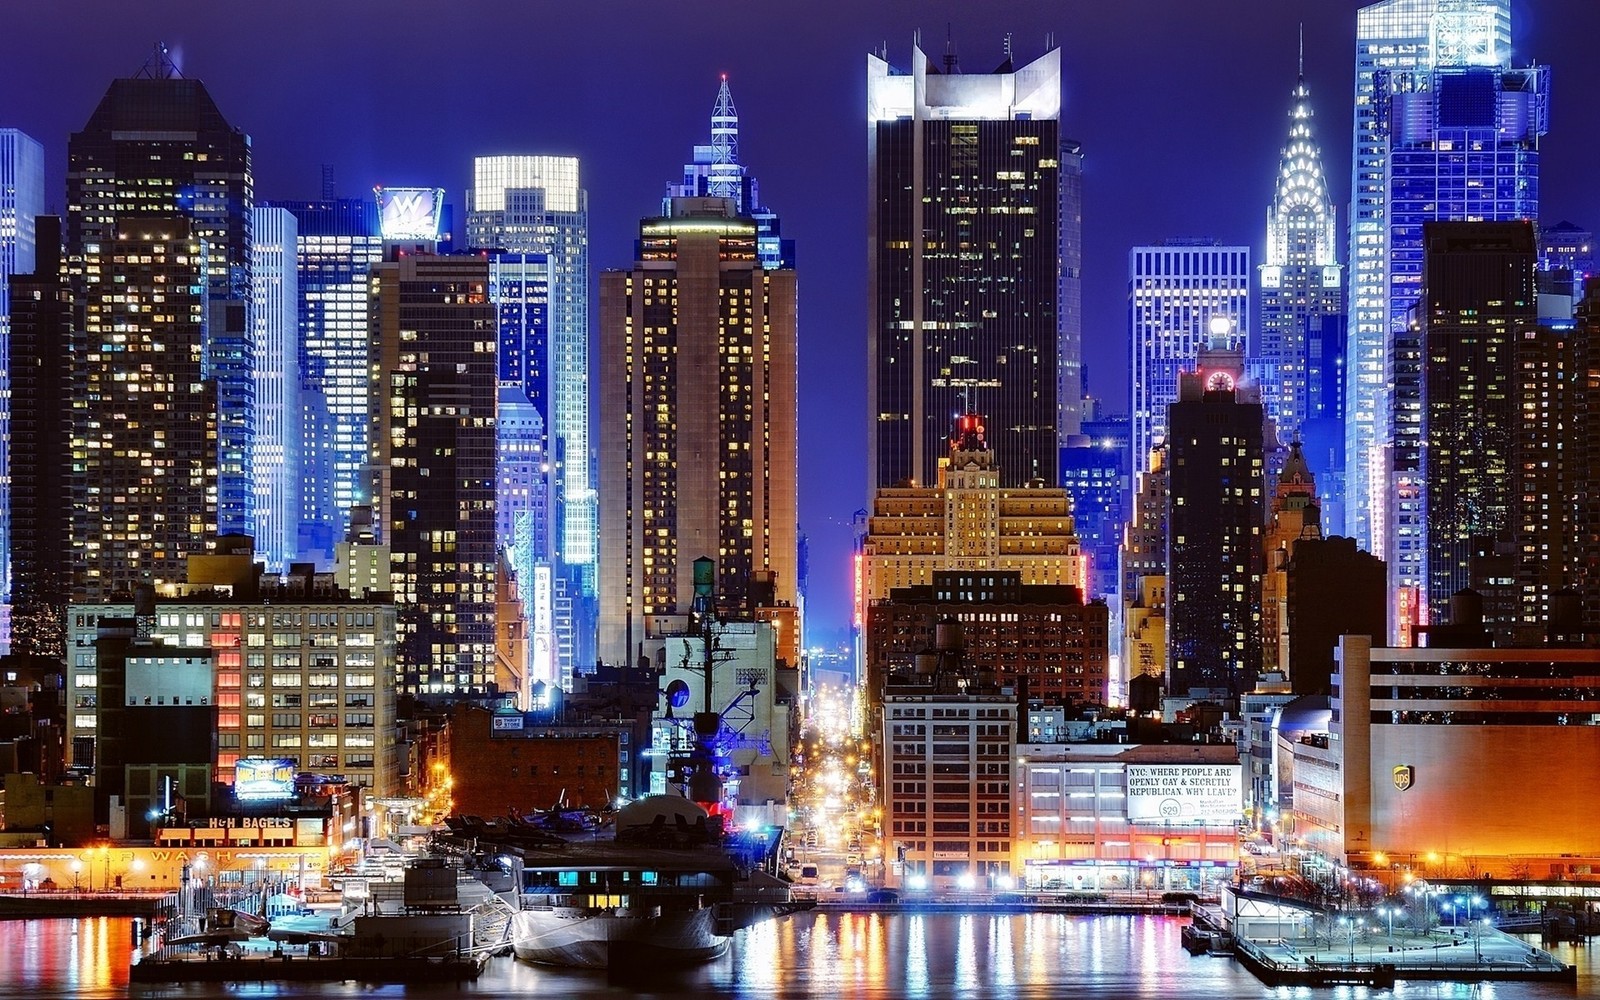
320 164 336 201
134 41 182 80
1298 22 1305 78
944 23 958 73
1004 33 1014 63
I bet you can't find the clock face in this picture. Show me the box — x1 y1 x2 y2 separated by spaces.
1206 371 1235 393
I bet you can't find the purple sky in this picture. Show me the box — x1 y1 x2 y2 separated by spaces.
4 1 1597 639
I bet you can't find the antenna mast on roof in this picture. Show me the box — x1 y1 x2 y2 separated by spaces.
1004 33 1013 63
944 23 958 73
135 42 183 80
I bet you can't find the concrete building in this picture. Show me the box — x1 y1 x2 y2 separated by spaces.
1261 443 1321 675
597 198 797 667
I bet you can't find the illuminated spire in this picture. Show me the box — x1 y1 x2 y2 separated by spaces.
708 74 740 199
1265 58 1335 267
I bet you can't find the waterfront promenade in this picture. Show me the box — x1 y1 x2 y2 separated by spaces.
1233 922 1574 986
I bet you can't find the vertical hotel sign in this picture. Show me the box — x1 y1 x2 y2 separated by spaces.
374 186 445 242
852 553 864 630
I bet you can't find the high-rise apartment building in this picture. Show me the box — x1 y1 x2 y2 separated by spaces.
1422 222 1536 624
466 156 593 577
597 198 798 667
369 251 498 696
868 43 1066 489
250 207 300 571
1128 243 1252 472
74 217 215 598
0 128 45 616
1165 350 1265 697
68 59 256 544
7 216 70 657
261 197 385 560
1256 69 1342 449
1345 0 1512 549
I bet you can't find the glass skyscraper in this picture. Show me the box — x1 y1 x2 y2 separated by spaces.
250 207 300 572
1344 0 1511 550
261 197 385 560
1128 242 1252 472
0 127 45 621
466 156 593 580
868 43 1065 490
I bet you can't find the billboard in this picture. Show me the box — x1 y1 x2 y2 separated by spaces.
1125 764 1242 823
234 757 297 801
374 186 445 241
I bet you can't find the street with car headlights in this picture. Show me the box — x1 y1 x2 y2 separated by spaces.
785 684 884 898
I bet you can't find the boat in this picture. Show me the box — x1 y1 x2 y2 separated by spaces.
503 796 811 968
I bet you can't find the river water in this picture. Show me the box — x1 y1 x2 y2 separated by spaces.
2 912 1595 998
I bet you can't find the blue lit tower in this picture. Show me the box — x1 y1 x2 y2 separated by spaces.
868 42 1065 490
1256 52 1342 456
0 127 44 620
1060 416 1129 607
249 207 300 572
1128 242 1252 473
1344 0 1511 550
667 76 794 271
1379 56 1545 632
260 196 384 560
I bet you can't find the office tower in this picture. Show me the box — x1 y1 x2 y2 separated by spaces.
1058 140 1085 444
68 56 256 544
1514 281 1600 642
74 217 215 598
0 129 45 617
1060 416 1128 605
859 413 1083 647
868 43 1066 489
1422 222 1536 626
1120 446 1168 685
1128 242 1252 472
466 156 593 578
1536 221 1594 313
597 198 797 667
667 76 794 271
370 251 498 697
261 197 385 559
7 216 70 657
1256 65 1342 449
249 207 299 571
1301 311 1348 531
1284 537 1387 695
1165 349 1264 697
1261 443 1321 675
1345 0 1512 549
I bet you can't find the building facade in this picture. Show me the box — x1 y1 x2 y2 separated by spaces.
869 44 1065 489
597 199 798 667
0 128 45 618
250 207 300 572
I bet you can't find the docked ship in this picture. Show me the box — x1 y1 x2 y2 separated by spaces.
504 796 808 968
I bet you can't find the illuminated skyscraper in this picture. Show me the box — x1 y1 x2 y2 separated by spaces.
74 217 215 598
597 198 797 667
466 156 593 578
370 251 498 696
250 207 299 572
0 128 44 622
1344 0 1511 550
868 42 1067 489
1257 63 1342 450
262 197 385 559
1128 242 1251 473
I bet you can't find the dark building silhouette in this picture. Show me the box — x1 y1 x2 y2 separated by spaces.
1166 351 1264 697
1422 221 1537 624
1284 536 1387 695
7 216 72 656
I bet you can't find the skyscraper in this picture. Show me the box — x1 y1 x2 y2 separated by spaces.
466 156 593 578
74 217 215 598
66 54 254 591
1345 0 1512 549
1421 221 1536 624
370 251 498 696
0 128 45 617
1256 64 1342 450
597 198 798 667
868 42 1065 489
1128 242 1252 472
250 207 299 571
261 197 385 560
1165 349 1265 697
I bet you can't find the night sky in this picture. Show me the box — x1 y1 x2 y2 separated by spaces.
4 1 1597 639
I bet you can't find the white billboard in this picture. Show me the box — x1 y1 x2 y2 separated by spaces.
1126 764 1242 823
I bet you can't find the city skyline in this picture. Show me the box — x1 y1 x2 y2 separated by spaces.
2 1 1598 636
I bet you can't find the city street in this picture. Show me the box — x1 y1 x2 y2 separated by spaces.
787 685 882 895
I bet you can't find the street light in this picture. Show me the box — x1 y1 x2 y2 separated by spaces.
1378 904 1396 943
70 860 83 892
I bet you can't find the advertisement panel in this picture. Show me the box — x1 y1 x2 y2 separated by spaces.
1125 764 1241 823
374 186 445 241
234 757 296 801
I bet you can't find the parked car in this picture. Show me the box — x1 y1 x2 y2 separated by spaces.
866 889 899 904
